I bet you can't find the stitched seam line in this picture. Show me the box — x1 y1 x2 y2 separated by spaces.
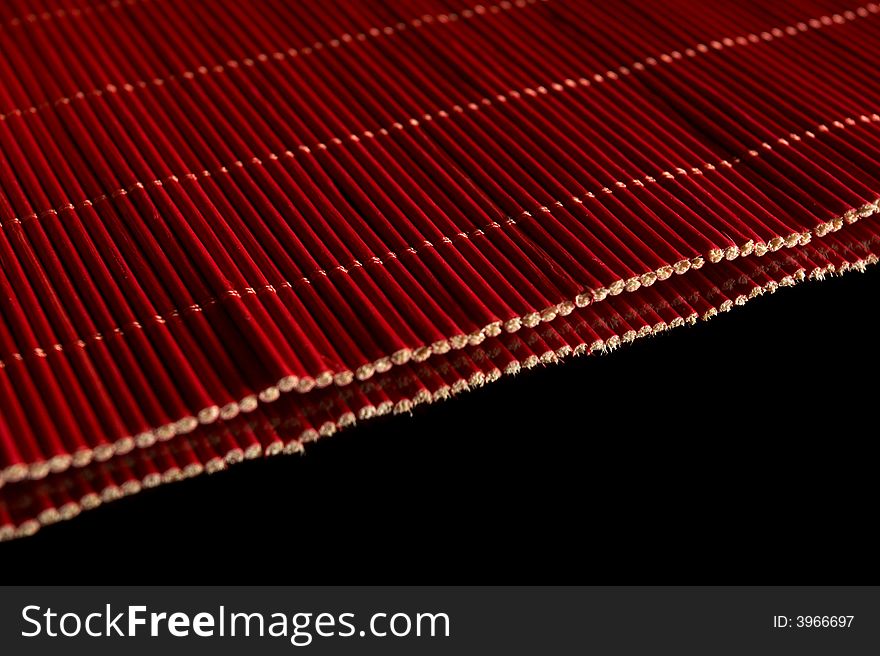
1 0 143 30
0 112 875 370
0 0 542 122
1 0 872 123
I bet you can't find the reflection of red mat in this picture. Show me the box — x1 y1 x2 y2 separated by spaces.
2 0 880 539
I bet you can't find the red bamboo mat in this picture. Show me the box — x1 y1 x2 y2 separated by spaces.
2 0 880 539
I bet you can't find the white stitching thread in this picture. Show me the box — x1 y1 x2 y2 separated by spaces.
0 0 874 123
0 111 877 370
0 0 544 121
1 0 143 30
0 0 873 259
0 0 872 265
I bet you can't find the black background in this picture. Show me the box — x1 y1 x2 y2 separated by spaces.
2 268 877 583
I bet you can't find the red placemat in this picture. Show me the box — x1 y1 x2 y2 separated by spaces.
2 0 879 539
